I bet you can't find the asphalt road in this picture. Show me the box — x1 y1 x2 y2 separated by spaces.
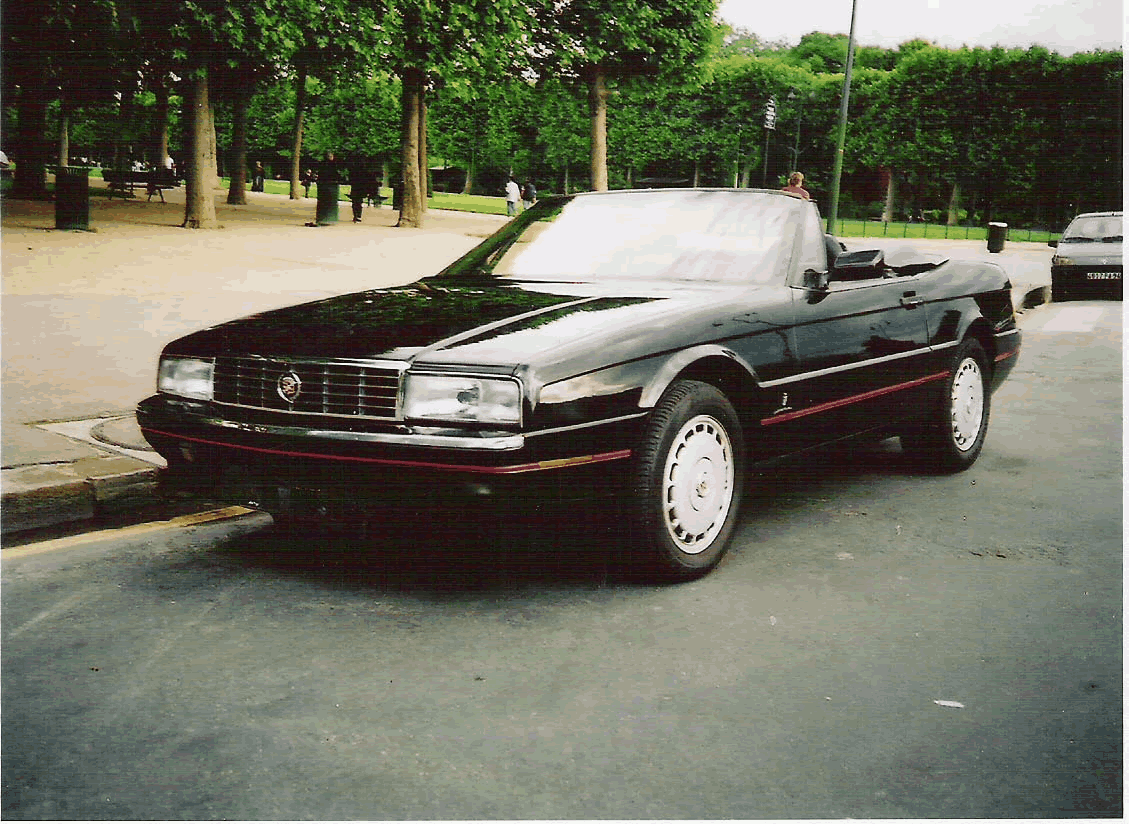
2 300 1122 820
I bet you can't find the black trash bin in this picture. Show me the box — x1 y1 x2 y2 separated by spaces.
987 221 1008 253
54 166 90 230
315 182 340 225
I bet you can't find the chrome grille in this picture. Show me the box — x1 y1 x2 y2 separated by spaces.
213 356 401 419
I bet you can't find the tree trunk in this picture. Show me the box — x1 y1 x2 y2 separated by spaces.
693 159 700 188
946 180 961 226
113 90 135 169
418 89 429 211
227 89 249 205
588 69 609 191
208 95 220 183
462 158 474 195
396 67 424 228
154 80 171 167
881 170 897 223
563 165 570 194
57 101 70 167
11 96 48 198
183 69 219 229
288 66 308 200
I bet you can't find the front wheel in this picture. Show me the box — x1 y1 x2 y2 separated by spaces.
628 380 745 581
902 338 991 472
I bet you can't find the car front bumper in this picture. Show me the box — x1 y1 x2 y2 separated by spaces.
1051 264 1123 301
137 394 642 511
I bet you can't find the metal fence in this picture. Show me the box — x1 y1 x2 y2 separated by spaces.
833 219 1057 244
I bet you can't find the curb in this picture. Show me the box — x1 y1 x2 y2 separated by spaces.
1 456 160 536
1017 284 1050 311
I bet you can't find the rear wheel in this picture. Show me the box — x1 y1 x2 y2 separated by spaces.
902 338 990 472
628 380 745 580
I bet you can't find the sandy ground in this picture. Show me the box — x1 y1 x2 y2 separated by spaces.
1 180 506 466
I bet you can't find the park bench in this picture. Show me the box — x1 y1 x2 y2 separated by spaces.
101 169 181 202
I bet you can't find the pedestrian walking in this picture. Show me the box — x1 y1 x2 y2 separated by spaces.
348 159 369 223
252 161 265 192
781 171 810 200
505 176 521 216
301 168 315 198
522 181 537 210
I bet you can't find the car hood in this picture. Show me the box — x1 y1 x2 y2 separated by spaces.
1055 240 1122 265
165 278 777 373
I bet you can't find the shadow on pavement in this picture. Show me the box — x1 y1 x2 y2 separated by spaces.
189 436 922 595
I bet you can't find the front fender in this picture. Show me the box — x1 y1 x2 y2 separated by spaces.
637 345 761 408
532 345 761 432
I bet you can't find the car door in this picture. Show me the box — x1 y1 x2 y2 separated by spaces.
762 212 932 449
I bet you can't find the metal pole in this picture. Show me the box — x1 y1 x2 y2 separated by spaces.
794 98 802 166
762 128 769 187
826 0 858 235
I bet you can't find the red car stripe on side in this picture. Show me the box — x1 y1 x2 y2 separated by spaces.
140 427 632 475
760 370 951 426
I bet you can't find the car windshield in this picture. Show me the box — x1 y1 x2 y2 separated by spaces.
442 190 802 284
1061 215 1123 243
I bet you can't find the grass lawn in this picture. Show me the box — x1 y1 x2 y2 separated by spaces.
242 179 510 216
832 218 1057 244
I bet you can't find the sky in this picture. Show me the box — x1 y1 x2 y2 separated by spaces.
715 0 1124 54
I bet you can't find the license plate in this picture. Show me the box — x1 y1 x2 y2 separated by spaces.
1086 272 1121 280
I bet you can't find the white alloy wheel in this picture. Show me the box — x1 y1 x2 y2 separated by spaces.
660 413 736 554
901 338 991 472
950 356 985 452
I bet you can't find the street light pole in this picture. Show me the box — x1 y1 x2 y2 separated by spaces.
826 0 858 235
786 89 806 172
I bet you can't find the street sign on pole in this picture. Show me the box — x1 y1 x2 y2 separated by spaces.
763 96 777 131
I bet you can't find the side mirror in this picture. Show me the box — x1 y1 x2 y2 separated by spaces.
1048 239 1059 248
832 249 886 281
803 269 831 291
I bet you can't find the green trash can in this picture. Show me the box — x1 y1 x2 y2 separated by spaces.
54 166 91 230
987 221 1008 253
315 182 339 225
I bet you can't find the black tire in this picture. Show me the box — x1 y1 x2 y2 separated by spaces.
628 380 745 581
902 338 991 472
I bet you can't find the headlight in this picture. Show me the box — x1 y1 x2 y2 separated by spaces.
1052 255 1074 266
402 374 521 425
157 356 214 400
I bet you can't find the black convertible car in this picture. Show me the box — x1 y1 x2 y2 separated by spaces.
138 189 1020 579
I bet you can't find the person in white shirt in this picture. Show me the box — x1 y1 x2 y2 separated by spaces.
505 176 521 216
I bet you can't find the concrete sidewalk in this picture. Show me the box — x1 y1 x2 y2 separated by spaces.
0 185 1053 536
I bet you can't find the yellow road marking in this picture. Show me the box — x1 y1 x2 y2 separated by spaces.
2 506 261 560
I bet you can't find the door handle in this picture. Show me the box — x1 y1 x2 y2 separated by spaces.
900 291 923 308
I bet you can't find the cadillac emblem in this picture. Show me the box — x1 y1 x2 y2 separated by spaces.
277 371 302 403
